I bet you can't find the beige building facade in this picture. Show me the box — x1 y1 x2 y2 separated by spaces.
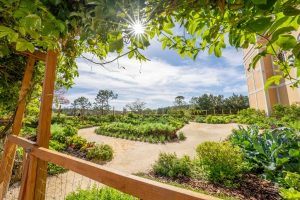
243 35 300 115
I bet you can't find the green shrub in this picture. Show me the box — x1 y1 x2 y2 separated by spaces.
66 187 137 200
95 122 178 142
230 126 300 180
280 172 300 199
47 163 67 175
195 141 246 186
178 131 186 141
195 116 205 123
67 135 88 150
51 124 78 143
273 104 300 123
236 108 270 128
87 144 114 162
204 115 235 124
49 140 66 151
153 153 192 178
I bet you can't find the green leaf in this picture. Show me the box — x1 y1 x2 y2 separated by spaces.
276 35 297 50
271 26 296 42
214 44 222 57
128 51 134 59
16 39 35 52
246 17 273 33
208 45 214 55
108 38 123 52
289 149 300 157
265 75 282 89
0 26 13 38
293 43 300 60
250 51 266 69
283 6 300 16
20 14 42 31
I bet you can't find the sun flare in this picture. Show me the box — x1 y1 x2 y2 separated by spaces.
130 21 145 35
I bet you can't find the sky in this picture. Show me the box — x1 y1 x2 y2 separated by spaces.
66 38 248 110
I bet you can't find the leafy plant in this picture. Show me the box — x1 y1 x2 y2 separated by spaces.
67 135 88 150
95 121 179 143
280 172 300 200
47 163 67 175
87 144 114 162
204 115 235 124
230 126 300 181
236 108 271 128
66 187 137 200
194 116 205 123
195 141 247 186
153 153 192 179
178 131 186 141
49 140 66 151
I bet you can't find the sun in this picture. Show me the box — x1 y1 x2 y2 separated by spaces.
130 21 145 35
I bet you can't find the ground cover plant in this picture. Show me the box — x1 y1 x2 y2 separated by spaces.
66 187 137 200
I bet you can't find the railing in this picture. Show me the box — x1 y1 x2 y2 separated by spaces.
5 135 219 200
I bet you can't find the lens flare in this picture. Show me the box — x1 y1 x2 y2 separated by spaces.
130 21 145 35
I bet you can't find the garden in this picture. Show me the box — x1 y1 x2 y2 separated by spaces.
46 105 300 199
137 125 300 199
0 0 299 199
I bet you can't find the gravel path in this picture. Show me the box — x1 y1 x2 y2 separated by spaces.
78 122 239 173
5 122 239 199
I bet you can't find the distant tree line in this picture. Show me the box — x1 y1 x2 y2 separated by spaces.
59 91 248 117
157 94 249 115
190 93 249 114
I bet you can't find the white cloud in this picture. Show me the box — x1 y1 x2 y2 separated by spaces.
66 52 247 110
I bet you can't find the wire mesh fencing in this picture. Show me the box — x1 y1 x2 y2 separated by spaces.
5 161 103 200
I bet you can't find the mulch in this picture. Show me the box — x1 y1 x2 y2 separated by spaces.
146 173 281 200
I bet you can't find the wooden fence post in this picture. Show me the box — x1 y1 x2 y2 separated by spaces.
0 56 35 199
20 51 58 200
34 51 58 200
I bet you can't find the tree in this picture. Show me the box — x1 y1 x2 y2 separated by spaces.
72 97 91 117
190 94 214 112
125 99 146 114
94 90 118 115
54 88 70 118
190 93 249 114
174 96 186 107
149 0 300 87
0 0 149 117
224 93 249 111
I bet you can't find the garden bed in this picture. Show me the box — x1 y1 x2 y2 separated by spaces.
140 173 280 200
95 122 186 143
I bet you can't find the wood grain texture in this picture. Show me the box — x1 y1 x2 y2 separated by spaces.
0 56 35 199
33 51 58 200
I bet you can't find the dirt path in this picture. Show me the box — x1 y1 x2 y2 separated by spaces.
5 122 239 199
78 122 239 173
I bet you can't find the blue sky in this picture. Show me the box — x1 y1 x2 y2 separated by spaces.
66 38 247 110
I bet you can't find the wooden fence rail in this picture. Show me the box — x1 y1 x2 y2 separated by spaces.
7 135 219 200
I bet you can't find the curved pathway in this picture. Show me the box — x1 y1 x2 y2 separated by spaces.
78 122 239 173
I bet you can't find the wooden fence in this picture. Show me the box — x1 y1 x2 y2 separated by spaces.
4 134 219 200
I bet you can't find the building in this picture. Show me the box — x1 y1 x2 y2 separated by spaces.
243 33 300 115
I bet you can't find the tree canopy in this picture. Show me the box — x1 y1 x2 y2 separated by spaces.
0 0 299 115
